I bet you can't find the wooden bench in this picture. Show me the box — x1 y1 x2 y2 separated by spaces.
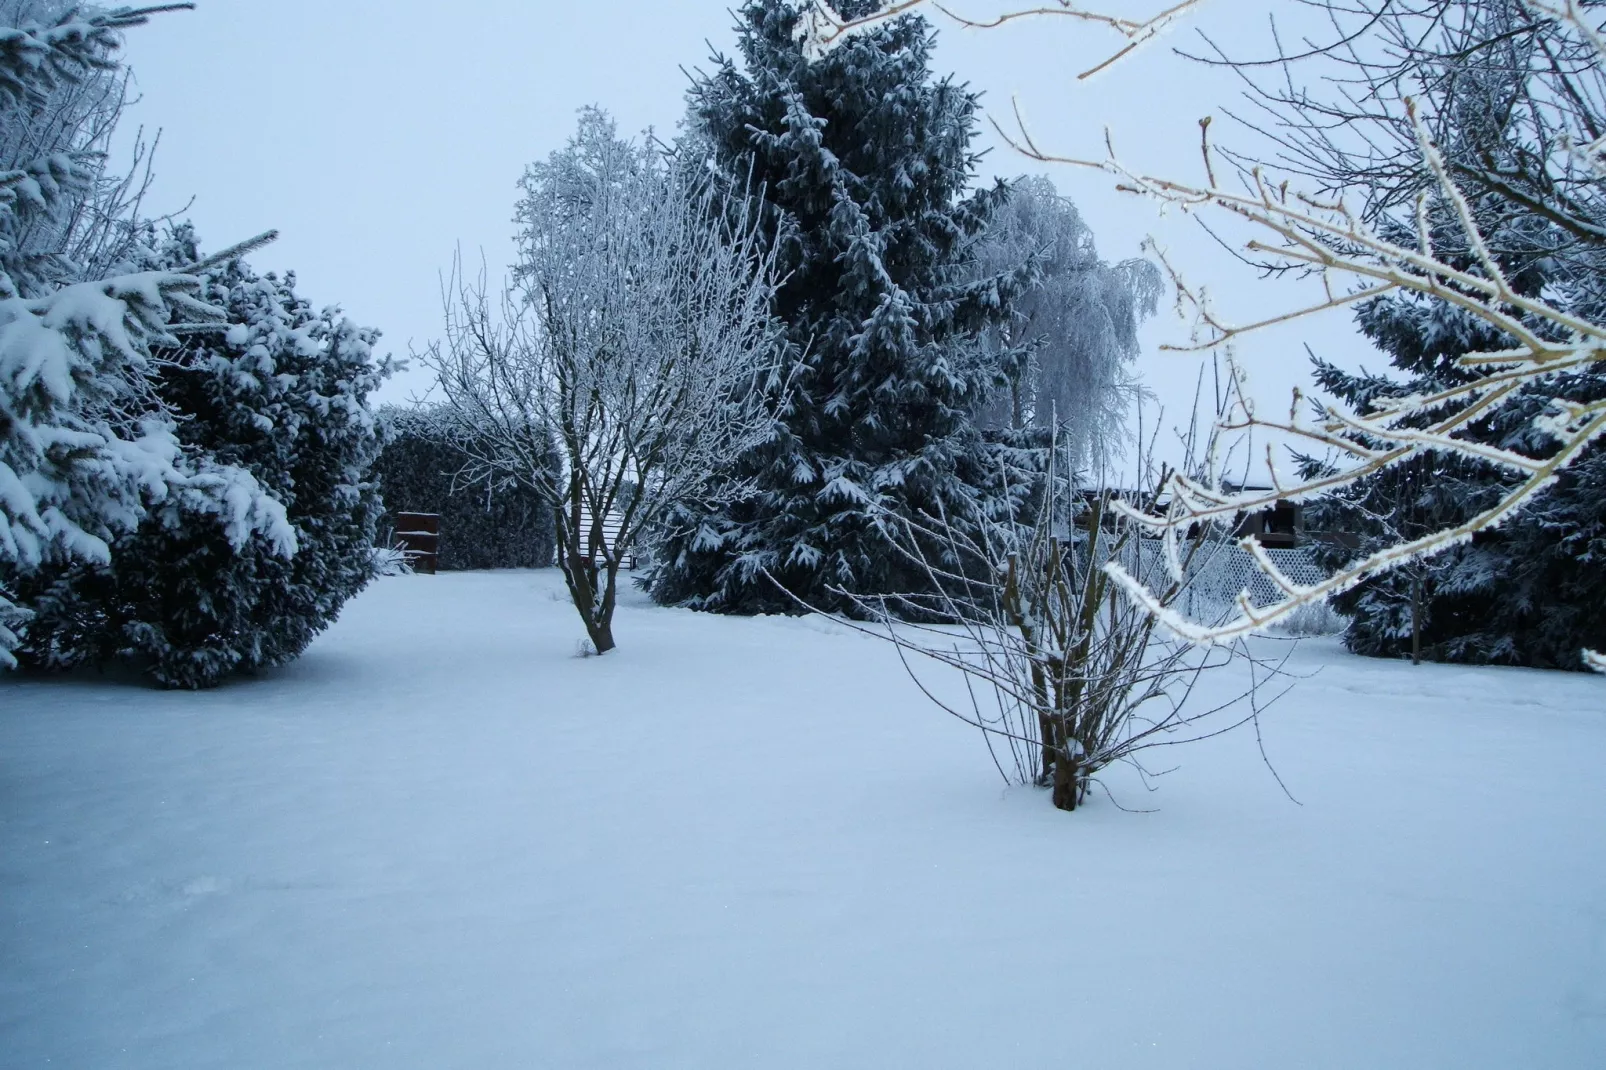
576 507 636 569
393 512 440 574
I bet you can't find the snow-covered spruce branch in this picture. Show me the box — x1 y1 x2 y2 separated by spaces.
1 271 293 667
1 1 296 671
422 111 787 655
796 0 1201 77
0 4 194 111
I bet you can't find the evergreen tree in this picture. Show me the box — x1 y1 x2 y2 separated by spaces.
649 0 1037 615
1305 215 1606 669
1 5 290 668
18 226 391 687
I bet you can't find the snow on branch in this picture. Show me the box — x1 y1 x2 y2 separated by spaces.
935 0 1606 652
796 0 1201 77
422 110 789 654
0 4 193 109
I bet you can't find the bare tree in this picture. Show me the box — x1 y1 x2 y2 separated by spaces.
795 0 1204 77
423 110 787 654
1187 0 1606 285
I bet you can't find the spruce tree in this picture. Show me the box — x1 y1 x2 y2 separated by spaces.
1 5 291 668
1305 218 1606 669
18 227 391 687
649 0 1036 615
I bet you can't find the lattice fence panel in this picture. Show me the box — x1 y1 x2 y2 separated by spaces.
1079 537 1331 624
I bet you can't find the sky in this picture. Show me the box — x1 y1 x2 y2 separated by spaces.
113 0 1382 478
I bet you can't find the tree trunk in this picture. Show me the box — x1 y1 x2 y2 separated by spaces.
1037 711 1055 784
1411 570 1422 666
1051 751 1082 811
555 515 619 655
585 614 616 655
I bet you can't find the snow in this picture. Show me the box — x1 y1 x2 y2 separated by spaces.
3 569 1605 1068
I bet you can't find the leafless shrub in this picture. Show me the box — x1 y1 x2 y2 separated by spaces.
779 422 1292 812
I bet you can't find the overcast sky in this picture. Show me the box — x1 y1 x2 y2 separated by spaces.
115 0 1380 475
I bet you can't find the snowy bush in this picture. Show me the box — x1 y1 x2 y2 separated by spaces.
1266 599 1349 639
0 4 289 670
16 227 391 687
369 544 413 577
817 431 1279 812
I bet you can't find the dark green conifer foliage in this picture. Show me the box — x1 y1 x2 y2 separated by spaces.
650 0 1036 614
19 227 391 687
1304 217 1606 670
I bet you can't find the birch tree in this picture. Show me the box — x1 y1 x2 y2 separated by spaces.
425 109 786 654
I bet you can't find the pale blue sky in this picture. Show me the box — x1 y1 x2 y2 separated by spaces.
115 0 1378 474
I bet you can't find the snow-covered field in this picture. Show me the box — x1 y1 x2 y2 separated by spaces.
3 570 1604 1068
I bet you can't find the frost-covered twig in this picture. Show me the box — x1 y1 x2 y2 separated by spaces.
949 1 1606 653
421 110 788 655
796 0 1202 77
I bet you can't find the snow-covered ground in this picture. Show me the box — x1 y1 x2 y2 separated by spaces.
3 570 1604 1068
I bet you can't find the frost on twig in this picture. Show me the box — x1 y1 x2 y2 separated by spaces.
966 0 1606 654
795 0 1202 78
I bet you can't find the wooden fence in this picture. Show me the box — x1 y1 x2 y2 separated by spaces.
390 506 635 573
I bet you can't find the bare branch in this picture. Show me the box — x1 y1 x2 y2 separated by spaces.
797 0 1203 79
420 112 790 654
